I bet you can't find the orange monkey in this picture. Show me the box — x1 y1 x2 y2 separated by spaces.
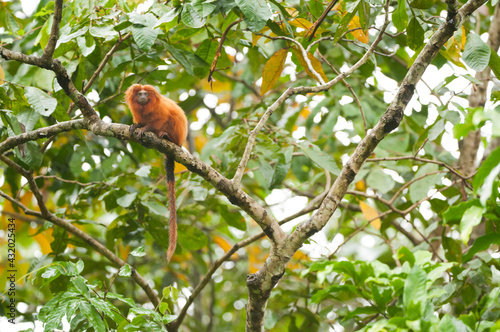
125 84 188 262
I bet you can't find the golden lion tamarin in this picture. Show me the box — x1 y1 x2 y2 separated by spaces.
125 84 188 262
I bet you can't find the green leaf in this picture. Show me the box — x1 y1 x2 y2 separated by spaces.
428 118 445 141
154 8 179 28
392 0 408 32
463 233 500 262
366 166 395 194
407 17 424 51
442 236 462 262
409 0 436 9
79 301 106 332
130 246 146 257
474 144 500 193
142 200 169 216
71 276 89 296
462 34 491 71
409 163 440 202
443 199 481 225
182 3 206 28
403 265 427 313
119 264 132 277
135 165 151 177
438 315 470 331
398 246 415 266
25 87 57 117
164 44 195 76
489 49 500 79
177 225 208 250
236 0 272 32
76 34 95 57
309 0 324 18
89 26 118 38
218 205 247 231
132 25 159 51
117 192 137 208
20 141 43 169
478 163 500 206
460 205 484 244
76 260 84 274
297 142 340 175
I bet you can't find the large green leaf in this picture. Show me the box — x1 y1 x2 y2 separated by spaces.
462 34 491 71
460 205 484 244
463 233 500 262
236 0 272 32
25 87 57 117
298 142 340 175
392 0 409 31
407 17 424 51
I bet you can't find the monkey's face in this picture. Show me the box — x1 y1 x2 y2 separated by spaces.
136 89 149 105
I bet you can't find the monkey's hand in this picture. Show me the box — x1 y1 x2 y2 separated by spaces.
129 123 144 136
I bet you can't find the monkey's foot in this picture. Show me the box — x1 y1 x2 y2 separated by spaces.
158 131 174 143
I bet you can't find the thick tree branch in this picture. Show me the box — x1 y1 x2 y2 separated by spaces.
88 120 286 245
287 0 486 252
242 0 486 329
41 0 63 61
0 120 85 155
0 156 162 310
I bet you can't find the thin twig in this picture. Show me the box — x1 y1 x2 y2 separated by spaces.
208 19 242 85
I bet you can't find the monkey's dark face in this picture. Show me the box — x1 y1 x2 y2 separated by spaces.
136 90 149 105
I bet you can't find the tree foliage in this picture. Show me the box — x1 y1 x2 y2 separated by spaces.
0 0 499 331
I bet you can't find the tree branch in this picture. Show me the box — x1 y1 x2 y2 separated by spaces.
233 10 389 189
0 155 162 310
41 0 63 61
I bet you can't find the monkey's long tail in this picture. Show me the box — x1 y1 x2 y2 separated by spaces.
165 155 177 262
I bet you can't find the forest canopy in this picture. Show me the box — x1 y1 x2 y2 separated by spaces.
0 0 500 331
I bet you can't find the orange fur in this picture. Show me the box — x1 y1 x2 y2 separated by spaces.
125 84 188 262
125 84 187 145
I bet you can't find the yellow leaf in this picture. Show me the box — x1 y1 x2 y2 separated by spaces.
213 235 240 260
174 161 186 173
348 15 369 44
359 201 381 229
446 37 461 63
461 26 466 50
287 250 309 270
119 244 131 260
261 48 288 95
300 106 310 118
438 49 466 69
286 7 299 17
30 227 53 254
0 63 5 81
355 180 366 192
252 26 269 46
291 47 328 83
194 135 208 152
213 235 231 252
201 77 232 92
289 18 313 30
